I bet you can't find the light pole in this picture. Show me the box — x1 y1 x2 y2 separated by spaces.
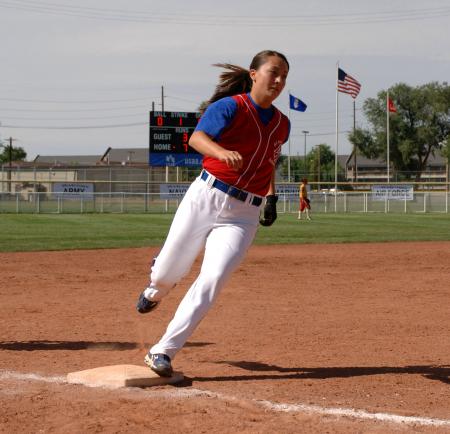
302 130 309 177
316 145 321 191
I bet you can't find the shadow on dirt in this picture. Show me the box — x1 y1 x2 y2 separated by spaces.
0 340 213 351
185 361 450 386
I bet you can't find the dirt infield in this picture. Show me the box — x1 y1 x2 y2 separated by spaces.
1 242 450 433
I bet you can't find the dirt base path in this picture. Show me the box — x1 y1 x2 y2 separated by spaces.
1 242 450 433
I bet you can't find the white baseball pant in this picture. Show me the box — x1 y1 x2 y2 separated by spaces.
144 174 261 359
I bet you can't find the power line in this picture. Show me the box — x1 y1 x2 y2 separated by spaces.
0 105 152 113
166 95 201 105
291 115 356 125
0 1 449 26
0 113 147 121
0 96 157 104
0 83 166 92
1 120 352 135
1 122 147 129
291 131 351 137
290 107 362 116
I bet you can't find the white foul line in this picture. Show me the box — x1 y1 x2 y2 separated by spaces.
0 370 66 384
1 369 450 428
256 400 450 428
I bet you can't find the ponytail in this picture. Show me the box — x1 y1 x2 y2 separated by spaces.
202 63 252 113
201 51 289 113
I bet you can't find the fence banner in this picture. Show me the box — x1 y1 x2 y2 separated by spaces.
371 185 413 201
276 184 299 201
53 183 94 199
160 183 190 199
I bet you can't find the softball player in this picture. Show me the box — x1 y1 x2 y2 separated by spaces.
298 178 311 220
136 50 290 377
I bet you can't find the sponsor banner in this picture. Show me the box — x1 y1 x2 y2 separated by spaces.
160 182 310 201
161 183 303 201
53 183 94 199
371 185 413 201
276 184 299 201
149 153 203 167
160 184 190 199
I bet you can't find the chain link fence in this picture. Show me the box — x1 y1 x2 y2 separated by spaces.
1 190 448 214
1 165 449 214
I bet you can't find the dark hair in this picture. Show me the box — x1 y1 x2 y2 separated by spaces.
202 50 289 112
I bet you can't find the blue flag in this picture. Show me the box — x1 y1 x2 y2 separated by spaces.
289 94 307 112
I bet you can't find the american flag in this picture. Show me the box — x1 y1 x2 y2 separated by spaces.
338 68 361 99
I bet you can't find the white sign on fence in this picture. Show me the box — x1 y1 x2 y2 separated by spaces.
159 183 303 201
276 184 299 201
53 183 94 199
371 185 414 201
160 184 190 199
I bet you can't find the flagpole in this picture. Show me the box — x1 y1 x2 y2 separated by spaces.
353 100 357 183
387 90 390 184
335 62 339 211
288 92 291 183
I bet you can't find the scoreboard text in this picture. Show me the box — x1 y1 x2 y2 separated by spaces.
149 111 202 167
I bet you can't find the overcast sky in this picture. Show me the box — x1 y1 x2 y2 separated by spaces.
0 0 449 161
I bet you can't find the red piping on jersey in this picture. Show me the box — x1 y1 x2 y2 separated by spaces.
235 94 263 188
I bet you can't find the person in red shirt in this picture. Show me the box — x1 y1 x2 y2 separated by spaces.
136 50 290 377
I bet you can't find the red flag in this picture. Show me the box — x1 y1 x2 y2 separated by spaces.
388 97 397 113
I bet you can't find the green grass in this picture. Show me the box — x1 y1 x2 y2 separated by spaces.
0 214 172 252
256 213 450 244
1 213 450 252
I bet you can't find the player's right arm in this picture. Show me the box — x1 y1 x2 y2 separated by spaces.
189 97 243 171
189 131 243 170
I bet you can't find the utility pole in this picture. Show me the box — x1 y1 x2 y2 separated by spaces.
317 145 321 191
302 130 309 177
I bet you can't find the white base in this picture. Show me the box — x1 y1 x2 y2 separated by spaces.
67 364 183 388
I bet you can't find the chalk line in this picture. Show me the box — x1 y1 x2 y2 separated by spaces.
1 369 449 428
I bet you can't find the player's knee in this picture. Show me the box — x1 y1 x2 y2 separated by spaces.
202 270 227 293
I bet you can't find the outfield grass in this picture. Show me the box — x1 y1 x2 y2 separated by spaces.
1 213 450 252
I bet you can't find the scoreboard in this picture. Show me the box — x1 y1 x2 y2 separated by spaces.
149 111 203 167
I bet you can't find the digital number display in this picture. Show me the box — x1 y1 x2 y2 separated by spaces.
150 111 201 128
149 111 202 158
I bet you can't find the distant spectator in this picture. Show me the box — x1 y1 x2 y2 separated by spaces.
298 178 311 220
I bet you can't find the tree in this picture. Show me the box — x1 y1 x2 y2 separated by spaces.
349 82 450 181
277 155 303 182
0 143 27 163
441 136 450 162
305 143 338 184
278 143 337 183
442 136 450 183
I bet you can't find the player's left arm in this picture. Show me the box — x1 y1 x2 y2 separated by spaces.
260 169 278 227
266 169 276 196
260 117 288 226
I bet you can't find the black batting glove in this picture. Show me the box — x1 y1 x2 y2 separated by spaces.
259 194 278 227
